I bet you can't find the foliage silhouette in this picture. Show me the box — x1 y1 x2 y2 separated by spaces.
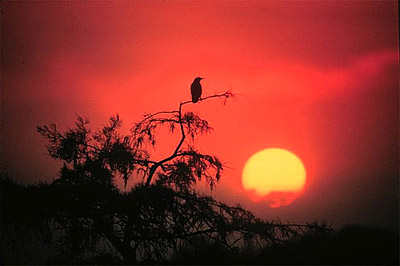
169 224 399 265
2 92 333 264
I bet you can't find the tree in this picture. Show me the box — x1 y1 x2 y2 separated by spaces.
2 92 331 264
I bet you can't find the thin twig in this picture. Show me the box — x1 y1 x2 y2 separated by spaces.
144 91 232 187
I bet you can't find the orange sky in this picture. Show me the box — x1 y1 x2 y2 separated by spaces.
2 1 398 231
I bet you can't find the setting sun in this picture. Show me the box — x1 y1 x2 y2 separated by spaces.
242 148 306 207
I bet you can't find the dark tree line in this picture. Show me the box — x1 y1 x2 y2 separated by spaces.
1 92 334 264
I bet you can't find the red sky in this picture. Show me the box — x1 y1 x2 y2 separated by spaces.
2 1 398 231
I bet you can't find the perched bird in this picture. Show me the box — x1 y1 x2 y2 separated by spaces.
190 77 204 103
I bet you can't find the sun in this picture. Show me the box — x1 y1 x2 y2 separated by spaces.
242 148 306 208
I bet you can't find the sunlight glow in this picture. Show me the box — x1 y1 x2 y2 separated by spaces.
242 148 306 207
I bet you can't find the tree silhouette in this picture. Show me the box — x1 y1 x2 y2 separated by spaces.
2 92 332 264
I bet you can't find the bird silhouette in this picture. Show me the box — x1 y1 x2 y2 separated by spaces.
191 77 204 103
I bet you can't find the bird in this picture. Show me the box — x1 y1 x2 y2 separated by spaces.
190 77 204 103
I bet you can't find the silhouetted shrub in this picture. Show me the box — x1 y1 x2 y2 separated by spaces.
2 94 332 264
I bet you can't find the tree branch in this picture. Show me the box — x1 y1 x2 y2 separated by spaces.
144 91 232 187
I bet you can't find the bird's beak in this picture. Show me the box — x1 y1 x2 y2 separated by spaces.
201 77 205 79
